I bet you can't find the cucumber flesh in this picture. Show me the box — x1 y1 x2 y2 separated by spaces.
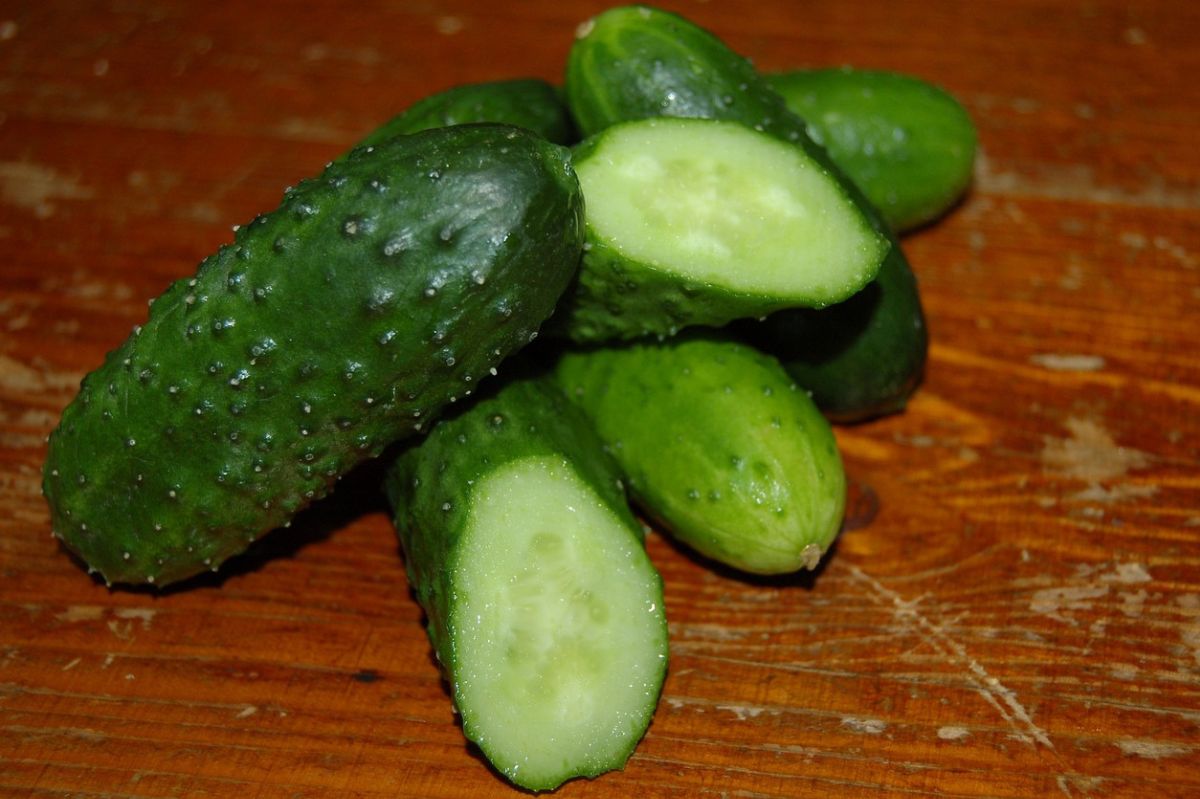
577 118 882 301
385 376 666 790
454 455 665 788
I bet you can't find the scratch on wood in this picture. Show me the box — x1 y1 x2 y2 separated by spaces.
841 716 887 734
1029 585 1109 626
1029 353 1106 372
54 605 105 623
113 607 157 630
718 704 767 721
1042 417 1151 483
936 725 970 741
0 161 94 218
846 565 1055 749
1116 739 1193 759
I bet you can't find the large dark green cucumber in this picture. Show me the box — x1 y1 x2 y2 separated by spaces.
554 336 845 574
557 117 886 342
353 78 573 149
384 377 667 791
769 67 977 232
565 5 925 418
43 124 584 587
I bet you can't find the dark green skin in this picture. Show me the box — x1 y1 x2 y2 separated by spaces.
769 68 977 232
383 376 663 788
43 124 584 586
565 5 925 419
738 242 927 422
354 78 574 149
554 335 845 574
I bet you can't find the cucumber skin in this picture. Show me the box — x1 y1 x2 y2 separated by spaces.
769 68 977 232
554 336 845 574
565 6 925 418
43 125 584 587
741 244 928 422
565 6 878 225
354 78 574 148
383 377 666 789
561 7 889 343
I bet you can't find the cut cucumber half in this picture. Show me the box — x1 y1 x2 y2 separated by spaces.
384 377 667 791
455 456 666 788
557 117 888 342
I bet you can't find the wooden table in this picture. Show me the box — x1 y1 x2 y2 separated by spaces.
2 1 1197 796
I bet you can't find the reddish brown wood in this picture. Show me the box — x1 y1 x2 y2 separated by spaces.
1 1 1198 796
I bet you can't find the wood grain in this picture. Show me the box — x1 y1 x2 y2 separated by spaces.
1 0 1198 796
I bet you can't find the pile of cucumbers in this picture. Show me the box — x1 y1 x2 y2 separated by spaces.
41 5 975 791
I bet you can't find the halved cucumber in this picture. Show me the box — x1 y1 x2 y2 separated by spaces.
556 117 887 342
455 456 666 787
384 377 666 791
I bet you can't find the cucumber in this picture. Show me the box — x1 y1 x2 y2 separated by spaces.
43 124 585 587
555 117 888 342
353 78 573 149
564 5 926 417
739 242 927 422
554 336 845 574
769 67 977 232
384 377 667 791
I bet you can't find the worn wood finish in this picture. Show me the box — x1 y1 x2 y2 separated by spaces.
2 1 1198 796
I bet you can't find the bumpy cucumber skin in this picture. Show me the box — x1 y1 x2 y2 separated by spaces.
383 377 666 790
769 68 977 232
561 8 888 342
741 245 928 422
354 78 574 148
565 6 876 217
555 336 845 574
564 6 926 417
43 125 584 587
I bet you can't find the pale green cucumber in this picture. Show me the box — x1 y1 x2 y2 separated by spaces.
554 336 846 574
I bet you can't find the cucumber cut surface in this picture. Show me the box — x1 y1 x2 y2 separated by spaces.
385 376 666 790
577 118 881 299
453 455 666 788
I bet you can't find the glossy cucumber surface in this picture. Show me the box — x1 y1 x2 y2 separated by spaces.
44 125 584 586
555 335 846 574
770 67 976 232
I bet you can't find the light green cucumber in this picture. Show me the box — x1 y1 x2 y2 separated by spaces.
554 117 888 342
769 67 977 232
384 377 667 791
353 78 573 149
554 336 845 574
43 125 584 586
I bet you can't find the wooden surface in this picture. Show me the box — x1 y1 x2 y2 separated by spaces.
2 1 1198 796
